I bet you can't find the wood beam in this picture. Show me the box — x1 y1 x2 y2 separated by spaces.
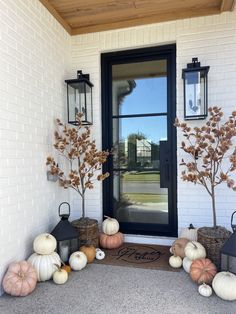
220 0 236 11
71 7 220 35
39 0 72 34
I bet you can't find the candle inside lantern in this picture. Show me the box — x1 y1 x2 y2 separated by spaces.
59 242 69 262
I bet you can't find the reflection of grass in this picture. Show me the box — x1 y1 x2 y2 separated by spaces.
123 172 160 182
124 193 167 203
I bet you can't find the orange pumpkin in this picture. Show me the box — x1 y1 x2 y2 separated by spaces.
80 245 96 263
190 258 217 284
100 232 124 249
171 238 190 258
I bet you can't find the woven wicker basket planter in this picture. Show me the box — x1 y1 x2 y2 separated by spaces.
72 218 99 248
197 226 231 270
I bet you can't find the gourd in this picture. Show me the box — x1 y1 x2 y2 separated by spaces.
212 272 236 301
61 264 71 273
198 283 212 297
190 258 217 284
184 241 206 261
2 261 37 297
69 252 87 271
33 233 57 255
80 245 96 263
102 216 119 235
95 248 105 260
53 266 68 285
100 232 124 249
28 252 61 282
180 224 198 241
169 255 182 268
183 256 193 273
171 238 189 258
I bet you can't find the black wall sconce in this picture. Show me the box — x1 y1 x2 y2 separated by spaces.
182 58 210 120
65 70 93 125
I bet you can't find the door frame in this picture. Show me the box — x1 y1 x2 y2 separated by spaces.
101 44 177 237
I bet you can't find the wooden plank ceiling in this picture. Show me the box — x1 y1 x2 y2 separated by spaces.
39 0 236 35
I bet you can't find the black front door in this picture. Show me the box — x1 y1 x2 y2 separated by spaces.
101 45 177 237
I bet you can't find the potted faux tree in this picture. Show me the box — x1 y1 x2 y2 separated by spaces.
175 106 236 268
46 113 110 247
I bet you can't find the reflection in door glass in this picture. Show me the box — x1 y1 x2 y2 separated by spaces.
113 171 168 224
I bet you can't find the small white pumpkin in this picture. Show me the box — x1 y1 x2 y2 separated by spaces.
102 216 119 235
53 268 68 285
184 241 206 261
33 233 57 255
69 251 87 271
212 272 236 301
183 256 193 273
169 255 182 268
28 252 61 282
180 224 198 241
198 283 212 297
95 248 105 260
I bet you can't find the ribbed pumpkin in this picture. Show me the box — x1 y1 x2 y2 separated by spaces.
80 245 96 263
100 232 124 249
3 261 37 297
190 258 217 284
171 238 189 258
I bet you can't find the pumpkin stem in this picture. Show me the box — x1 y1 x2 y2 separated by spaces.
18 271 25 279
189 224 195 230
54 263 60 270
104 215 111 219
191 241 198 249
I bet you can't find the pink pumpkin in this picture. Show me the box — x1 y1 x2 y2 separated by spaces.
3 261 37 296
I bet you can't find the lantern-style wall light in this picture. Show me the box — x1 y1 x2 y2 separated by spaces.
65 70 93 125
221 211 236 273
182 58 210 120
51 202 79 263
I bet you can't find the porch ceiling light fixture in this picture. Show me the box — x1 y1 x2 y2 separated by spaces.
65 70 93 125
220 211 236 274
51 202 79 263
182 57 210 120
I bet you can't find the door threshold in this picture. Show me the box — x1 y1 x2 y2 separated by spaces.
124 233 177 246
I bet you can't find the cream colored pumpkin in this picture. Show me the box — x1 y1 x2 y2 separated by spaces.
33 233 57 255
169 255 182 268
69 251 87 271
180 224 198 241
184 241 206 261
212 272 236 301
102 217 119 235
53 269 68 285
183 256 193 273
2 261 37 297
198 283 212 297
96 248 105 260
28 252 61 282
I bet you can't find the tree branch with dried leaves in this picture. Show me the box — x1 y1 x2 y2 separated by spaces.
46 113 110 219
175 106 236 228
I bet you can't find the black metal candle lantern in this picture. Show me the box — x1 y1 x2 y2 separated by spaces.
65 70 93 125
220 211 236 273
182 58 210 120
51 202 79 263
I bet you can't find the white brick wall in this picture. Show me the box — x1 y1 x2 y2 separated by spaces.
70 11 236 243
0 0 71 294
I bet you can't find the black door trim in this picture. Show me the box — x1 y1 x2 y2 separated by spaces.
101 44 177 237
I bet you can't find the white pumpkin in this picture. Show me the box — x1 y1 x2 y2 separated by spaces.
33 233 57 255
53 269 68 285
95 248 105 260
212 272 236 301
184 241 206 261
198 283 212 297
69 251 87 271
169 255 182 268
180 224 198 241
28 252 61 282
183 256 193 273
102 216 119 235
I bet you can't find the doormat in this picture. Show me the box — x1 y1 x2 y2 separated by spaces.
94 242 178 272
